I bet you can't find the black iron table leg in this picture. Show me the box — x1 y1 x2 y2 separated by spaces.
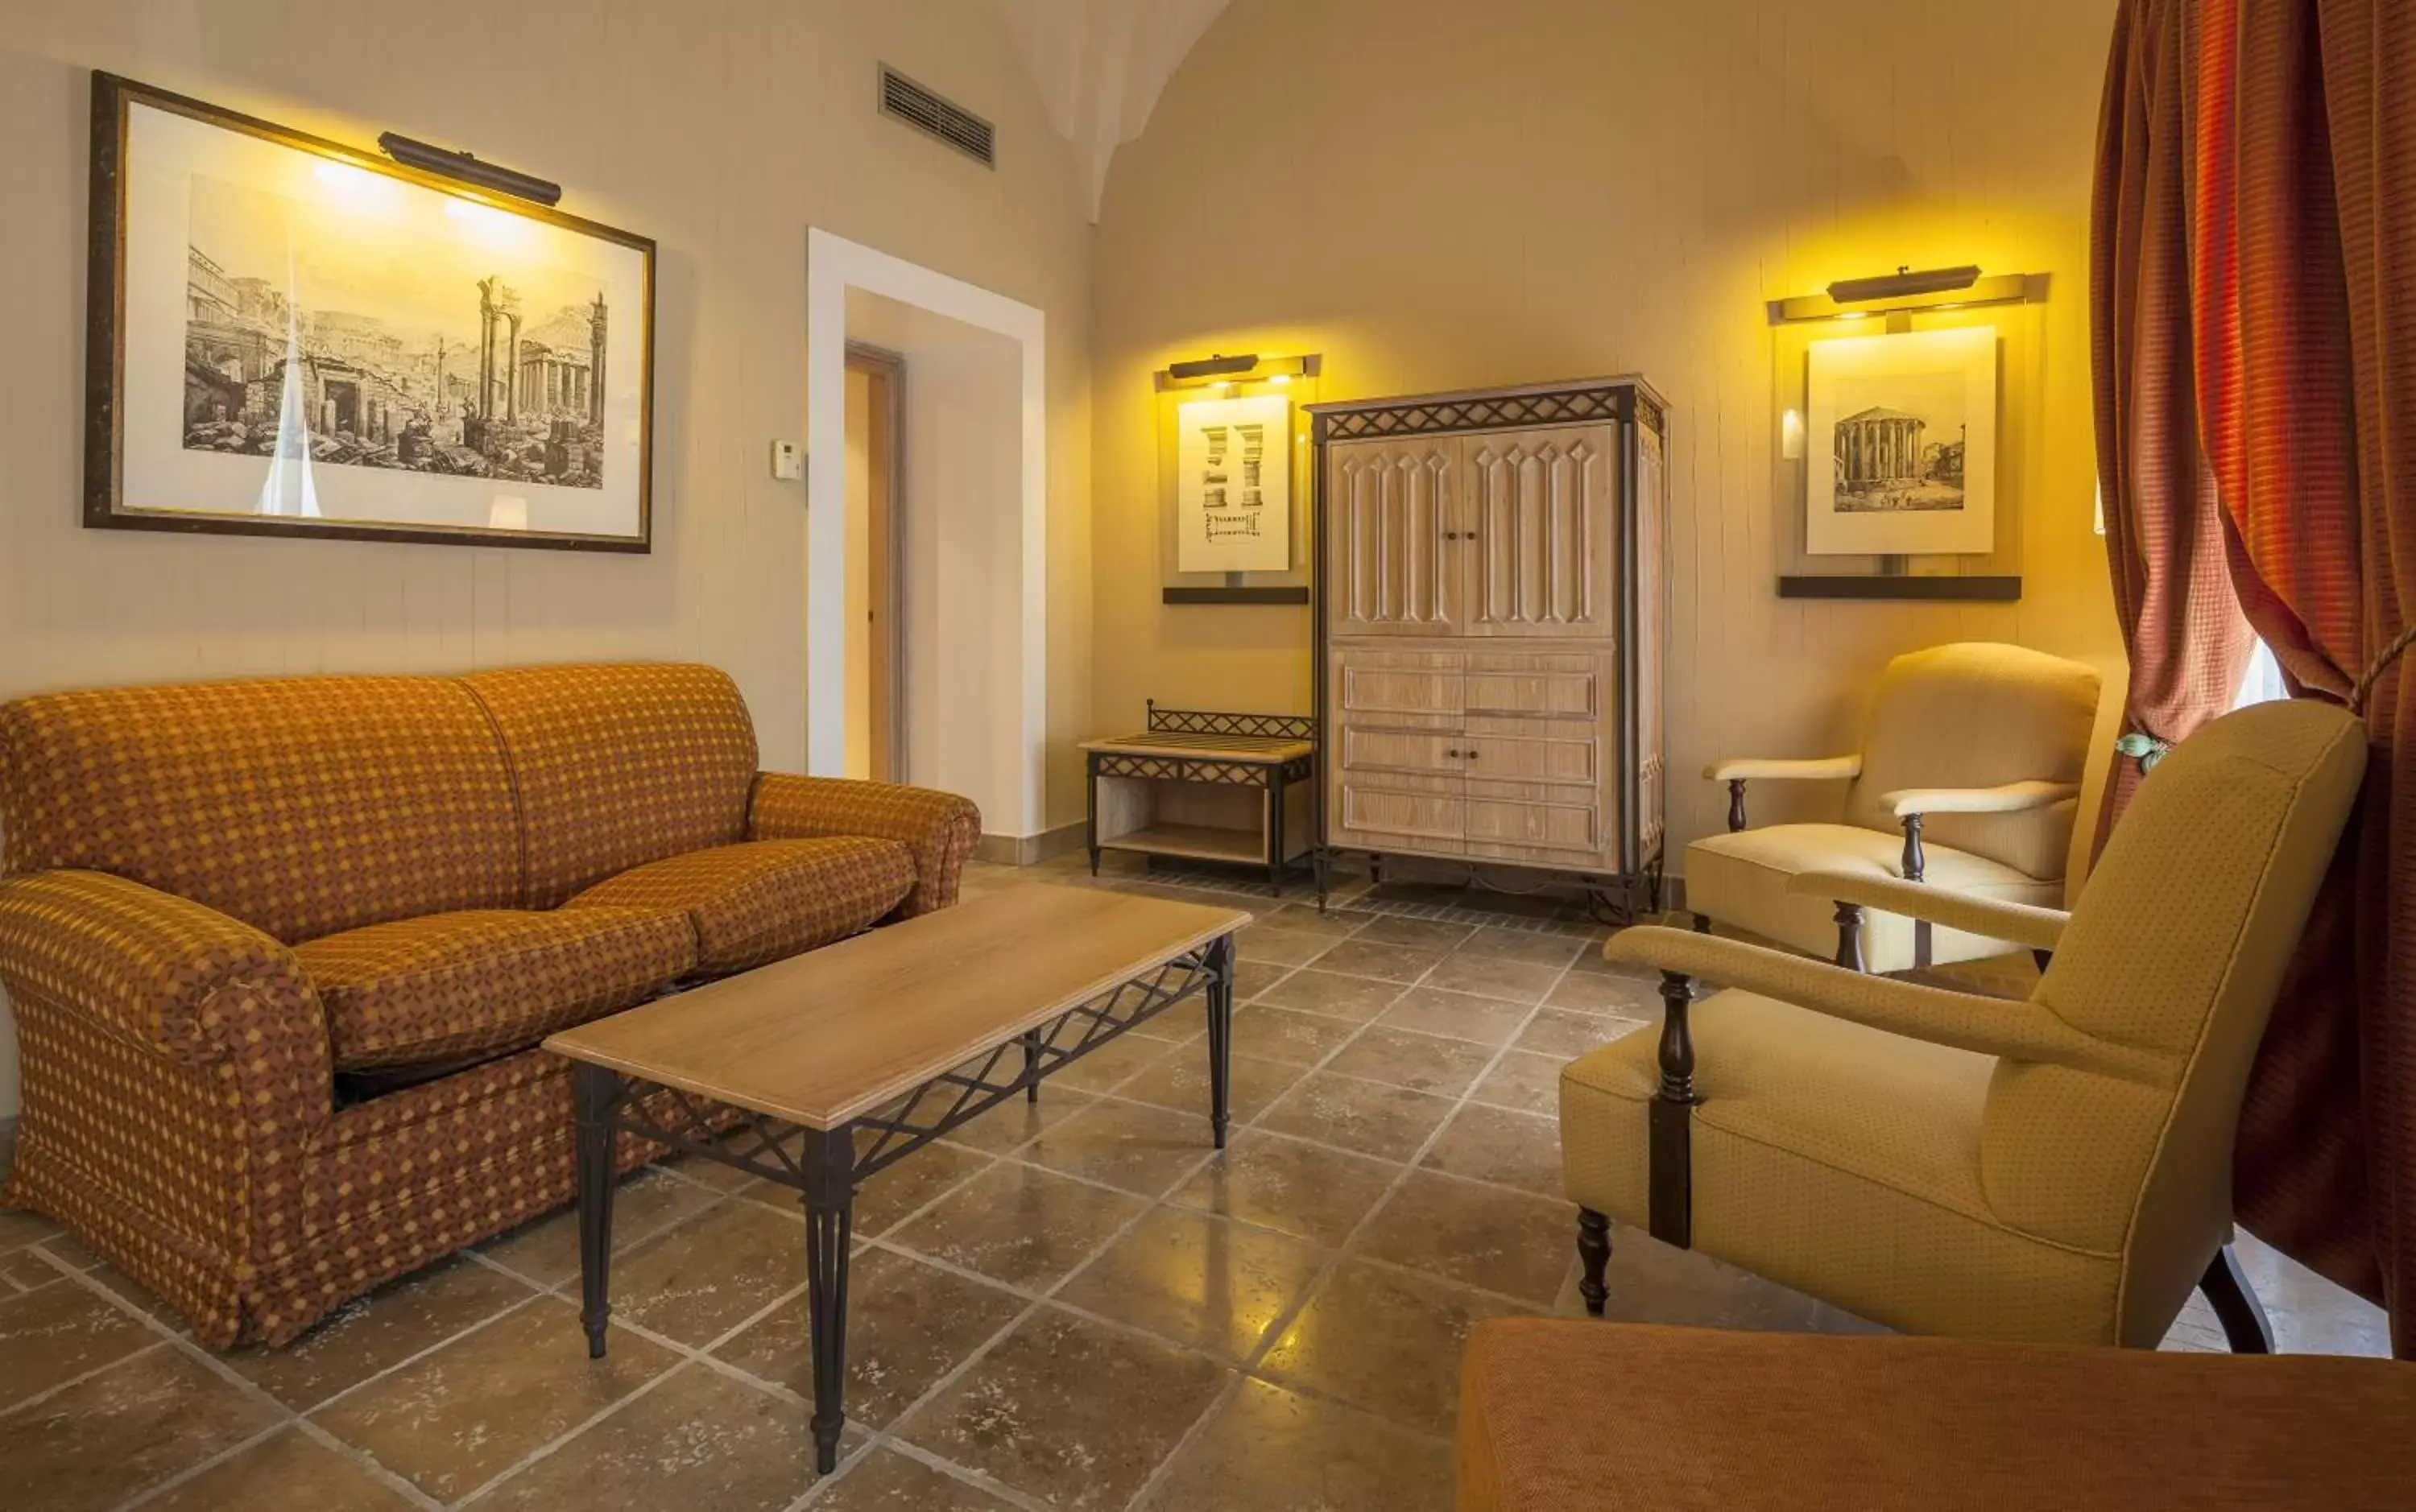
800 1126 858 1475
1020 1030 1042 1104
572 1064 621 1360
1205 934 1235 1147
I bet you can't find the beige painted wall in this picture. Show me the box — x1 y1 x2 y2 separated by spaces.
1092 0 2124 871
0 0 1098 1115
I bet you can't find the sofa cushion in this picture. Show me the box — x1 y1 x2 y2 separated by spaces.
299 907 695 1071
0 675 519 944
564 838 916 975
462 663 760 908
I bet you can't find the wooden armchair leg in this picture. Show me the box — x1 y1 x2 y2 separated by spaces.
2199 1243 2275 1353
1576 1208 1611 1316
1649 969 1698 1249
1832 901 1866 972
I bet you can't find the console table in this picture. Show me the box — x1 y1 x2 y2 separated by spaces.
1081 703 1317 894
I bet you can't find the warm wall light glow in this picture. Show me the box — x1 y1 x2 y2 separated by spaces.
312 159 398 215
1781 407 1806 460
445 195 534 250
1836 310 1872 320
1267 372 1290 386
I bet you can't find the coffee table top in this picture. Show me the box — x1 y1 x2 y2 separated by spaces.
544 884 1251 1129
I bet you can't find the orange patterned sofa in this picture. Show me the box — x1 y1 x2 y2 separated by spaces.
0 662 979 1347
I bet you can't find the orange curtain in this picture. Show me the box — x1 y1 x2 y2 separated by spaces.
2095 0 2416 1353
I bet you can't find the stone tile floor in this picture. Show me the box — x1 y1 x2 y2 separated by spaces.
0 853 2390 1510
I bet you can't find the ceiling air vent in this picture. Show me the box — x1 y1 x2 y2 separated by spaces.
879 66 995 167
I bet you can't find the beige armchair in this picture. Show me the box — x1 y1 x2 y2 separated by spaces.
1562 699 2367 1349
1687 642 2101 973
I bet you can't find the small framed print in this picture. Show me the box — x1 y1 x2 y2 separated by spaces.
1806 325 1997 556
85 72 656 551
1175 393 1293 574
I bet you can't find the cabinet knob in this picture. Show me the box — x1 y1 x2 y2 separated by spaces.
1466 750 1481 759
1445 749 1462 758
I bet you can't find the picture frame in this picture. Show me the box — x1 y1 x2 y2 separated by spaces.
1804 325 1997 556
85 72 656 552
1174 392 1293 576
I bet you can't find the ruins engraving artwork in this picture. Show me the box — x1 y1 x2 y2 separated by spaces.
1803 326 1997 557
89 77 654 549
183 174 610 489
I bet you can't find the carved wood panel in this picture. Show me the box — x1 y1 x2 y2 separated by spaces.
1462 423 1619 638
1326 436 1462 635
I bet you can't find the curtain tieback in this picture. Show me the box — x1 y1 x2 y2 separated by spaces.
2350 626 2416 717
2115 730 2172 772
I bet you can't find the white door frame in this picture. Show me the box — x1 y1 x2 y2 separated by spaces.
805 228 1047 837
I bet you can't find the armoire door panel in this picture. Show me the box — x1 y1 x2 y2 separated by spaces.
1462 424 1619 638
1326 437 1461 635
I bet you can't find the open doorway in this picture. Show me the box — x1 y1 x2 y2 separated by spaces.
806 229 1047 843
843 343 904 782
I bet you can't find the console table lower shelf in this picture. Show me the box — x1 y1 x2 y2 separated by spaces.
542 886 1249 1474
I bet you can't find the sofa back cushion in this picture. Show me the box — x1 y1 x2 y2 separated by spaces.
0 675 518 944
462 663 759 908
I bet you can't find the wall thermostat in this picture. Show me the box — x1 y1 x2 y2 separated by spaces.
771 440 804 481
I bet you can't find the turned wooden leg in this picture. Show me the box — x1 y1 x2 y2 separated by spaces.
1576 1208 1611 1316
2199 1243 2275 1354
1649 970 1698 1249
1833 901 1866 972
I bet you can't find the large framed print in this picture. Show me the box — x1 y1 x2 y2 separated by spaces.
1805 326 1996 556
85 73 655 552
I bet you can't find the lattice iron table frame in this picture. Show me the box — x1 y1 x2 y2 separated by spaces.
1083 702 1318 895
569 932 1237 1475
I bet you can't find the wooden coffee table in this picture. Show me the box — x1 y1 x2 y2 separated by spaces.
543 884 1251 1473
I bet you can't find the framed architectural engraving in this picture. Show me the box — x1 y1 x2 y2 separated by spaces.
85 72 656 552
1805 326 1996 556
1175 394 1292 574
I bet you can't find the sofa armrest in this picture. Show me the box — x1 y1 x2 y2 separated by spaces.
0 870 319 1064
747 774 982 918
1790 870 2069 954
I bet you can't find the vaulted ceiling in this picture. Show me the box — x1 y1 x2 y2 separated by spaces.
999 0 1229 221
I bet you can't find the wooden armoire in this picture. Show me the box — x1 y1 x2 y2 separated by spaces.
1307 377 1669 911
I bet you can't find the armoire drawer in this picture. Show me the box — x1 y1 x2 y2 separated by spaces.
1458 729 1599 787
1339 725 1464 777
1334 650 1465 723
1333 771 1465 853
1466 782 1603 860
1463 658 1603 720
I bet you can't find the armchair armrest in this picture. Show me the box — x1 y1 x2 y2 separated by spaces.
1881 780 2080 818
747 773 982 918
1702 755 1863 783
1601 926 2161 1081
0 870 317 1064
1791 870 2067 954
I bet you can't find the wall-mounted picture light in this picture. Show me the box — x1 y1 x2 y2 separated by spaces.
1826 264 1981 304
378 131 562 206
1155 352 1322 391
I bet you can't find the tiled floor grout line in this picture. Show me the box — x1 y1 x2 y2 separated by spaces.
786 1109 1245 1511
1116 919 1585 1512
39 1237 465 1512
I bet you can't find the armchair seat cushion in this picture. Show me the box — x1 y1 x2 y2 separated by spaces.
1686 823 2062 970
1560 987 2123 1341
301 907 695 1072
565 837 916 975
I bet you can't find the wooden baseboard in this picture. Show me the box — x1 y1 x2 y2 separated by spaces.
974 821 1087 867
